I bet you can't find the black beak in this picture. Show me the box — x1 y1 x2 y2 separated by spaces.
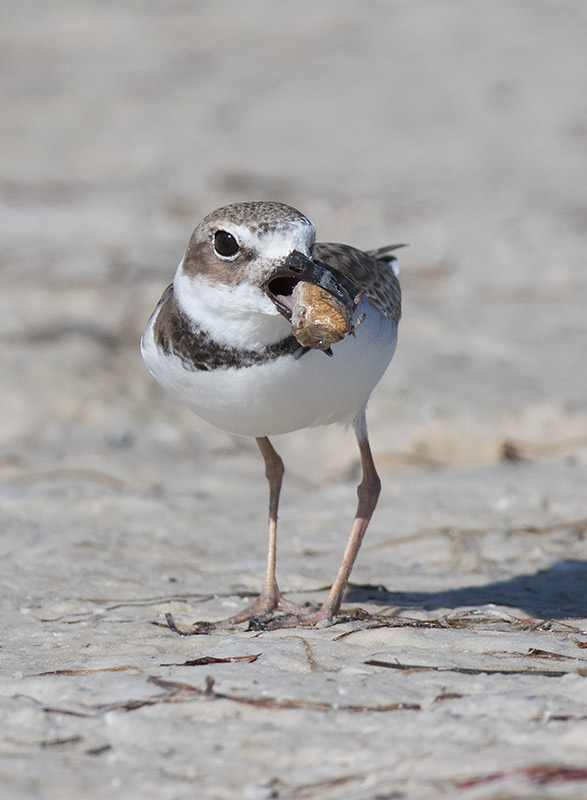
264 250 357 321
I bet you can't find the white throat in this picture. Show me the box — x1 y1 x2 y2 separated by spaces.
173 262 291 349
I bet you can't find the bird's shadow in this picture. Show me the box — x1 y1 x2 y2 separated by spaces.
345 560 587 620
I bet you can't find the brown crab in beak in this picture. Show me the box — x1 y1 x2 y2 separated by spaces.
265 251 362 353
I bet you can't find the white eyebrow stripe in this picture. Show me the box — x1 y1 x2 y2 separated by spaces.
231 221 315 261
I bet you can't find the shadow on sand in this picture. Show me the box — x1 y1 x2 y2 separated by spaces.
345 560 587 620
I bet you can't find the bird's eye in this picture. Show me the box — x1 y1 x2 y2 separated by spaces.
213 230 239 258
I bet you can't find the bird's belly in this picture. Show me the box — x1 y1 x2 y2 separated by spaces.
142 305 397 437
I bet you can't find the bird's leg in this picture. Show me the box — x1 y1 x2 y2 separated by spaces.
305 411 381 625
223 436 294 623
255 436 283 610
219 414 380 630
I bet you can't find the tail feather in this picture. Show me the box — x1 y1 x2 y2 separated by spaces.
365 243 408 259
366 243 407 279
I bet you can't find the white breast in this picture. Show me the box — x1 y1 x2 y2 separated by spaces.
141 299 397 438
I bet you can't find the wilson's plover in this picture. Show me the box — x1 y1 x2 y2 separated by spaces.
141 201 401 628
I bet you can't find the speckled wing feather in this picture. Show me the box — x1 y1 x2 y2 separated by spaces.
311 242 402 323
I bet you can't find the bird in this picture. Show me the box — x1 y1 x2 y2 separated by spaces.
141 201 401 628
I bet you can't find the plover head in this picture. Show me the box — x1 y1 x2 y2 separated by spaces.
179 201 357 322
173 202 324 347
181 201 316 288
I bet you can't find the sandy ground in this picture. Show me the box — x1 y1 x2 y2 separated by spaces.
1 1 587 798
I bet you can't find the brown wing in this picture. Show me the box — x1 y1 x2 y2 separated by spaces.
311 242 402 322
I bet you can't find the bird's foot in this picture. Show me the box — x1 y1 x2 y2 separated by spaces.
247 604 335 631
222 590 292 625
225 592 325 629
232 594 340 631
187 591 335 633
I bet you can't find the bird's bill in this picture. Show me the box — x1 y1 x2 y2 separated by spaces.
264 250 357 321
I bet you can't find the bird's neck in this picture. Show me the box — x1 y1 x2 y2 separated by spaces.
173 264 291 349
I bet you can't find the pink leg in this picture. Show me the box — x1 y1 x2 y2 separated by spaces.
306 412 381 624
214 413 380 629
225 436 302 623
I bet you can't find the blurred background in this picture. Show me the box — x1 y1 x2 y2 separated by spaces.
1 0 586 560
